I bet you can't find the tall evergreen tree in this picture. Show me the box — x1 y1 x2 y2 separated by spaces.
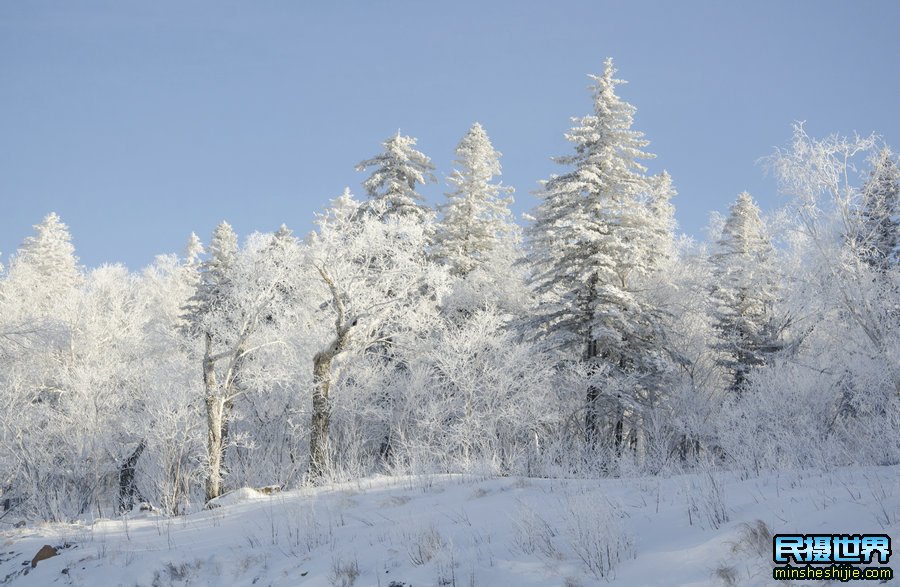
183 232 205 268
647 171 677 263
855 147 900 271
186 222 238 326
13 213 79 280
264 224 301 324
709 192 780 395
433 123 517 276
355 131 436 223
12 213 79 279
526 58 674 445
7 213 81 315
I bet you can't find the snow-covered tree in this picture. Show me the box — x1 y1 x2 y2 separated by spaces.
433 123 517 277
709 192 781 394
10 213 79 281
305 193 444 480
0 212 81 412
353 133 442 458
184 221 301 501
183 222 238 501
393 309 557 475
768 125 900 396
0 215 167 519
133 250 206 514
184 232 205 267
526 58 674 446
647 171 677 263
6 213 81 315
854 147 899 271
218 228 310 491
0 215 81 519
187 222 238 324
355 131 436 223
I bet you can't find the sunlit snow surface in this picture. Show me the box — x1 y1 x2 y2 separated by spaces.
2 466 898 586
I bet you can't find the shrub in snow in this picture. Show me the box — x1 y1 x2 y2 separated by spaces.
562 494 634 579
685 468 730 530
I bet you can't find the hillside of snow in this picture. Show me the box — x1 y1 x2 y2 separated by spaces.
1 466 897 586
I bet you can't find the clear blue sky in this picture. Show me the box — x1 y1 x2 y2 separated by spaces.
2 1 898 269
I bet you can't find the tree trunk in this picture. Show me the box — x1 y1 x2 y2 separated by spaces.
203 332 225 502
376 338 399 467
205 394 225 502
1 485 11 512
220 345 246 477
308 351 333 480
220 397 234 478
462 382 474 465
634 415 645 466
308 264 353 482
118 439 146 512
584 338 601 443
614 412 624 456
613 355 627 455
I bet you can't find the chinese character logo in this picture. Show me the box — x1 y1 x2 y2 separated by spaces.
773 534 891 565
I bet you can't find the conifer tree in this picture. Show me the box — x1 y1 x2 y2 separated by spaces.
187 222 237 325
355 131 436 223
265 224 301 322
855 147 899 271
183 232 205 268
526 58 673 445
433 123 517 276
8 213 81 313
709 192 780 394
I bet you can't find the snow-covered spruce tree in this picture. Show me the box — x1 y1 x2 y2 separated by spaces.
854 147 899 271
6 212 82 314
1 212 81 416
355 131 436 224
190 222 238 318
709 192 781 395
526 58 676 450
184 232 205 268
10 212 80 280
169 233 205 331
0 213 81 422
647 171 677 262
434 123 517 277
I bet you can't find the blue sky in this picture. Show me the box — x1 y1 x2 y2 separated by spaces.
2 1 898 269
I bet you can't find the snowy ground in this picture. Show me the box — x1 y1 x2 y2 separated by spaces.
1 466 897 586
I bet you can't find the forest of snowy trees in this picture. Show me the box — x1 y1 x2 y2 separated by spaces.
1 59 898 523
